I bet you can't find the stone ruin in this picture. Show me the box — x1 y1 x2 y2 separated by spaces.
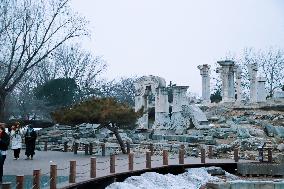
35 60 284 162
131 60 284 161
203 60 271 104
134 75 210 135
133 59 273 134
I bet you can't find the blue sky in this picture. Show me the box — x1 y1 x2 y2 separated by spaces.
71 0 284 95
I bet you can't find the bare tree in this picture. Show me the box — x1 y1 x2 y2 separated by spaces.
99 77 137 106
237 48 284 98
32 44 107 99
52 44 107 99
0 0 88 121
258 48 284 97
221 47 284 100
7 44 106 120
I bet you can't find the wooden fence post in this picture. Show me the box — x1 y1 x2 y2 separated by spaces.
69 160 76 183
179 149 184 164
110 154 116 174
128 153 134 171
102 143 106 156
2 182 11 189
85 144 89 155
268 148 272 163
74 143 78 154
126 141 131 154
44 141 48 151
234 148 239 162
50 164 57 189
90 157 96 178
16 175 24 189
208 146 213 159
201 148 206 163
33 170 41 189
64 142 68 152
163 150 168 166
89 143 93 155
146 151 151 169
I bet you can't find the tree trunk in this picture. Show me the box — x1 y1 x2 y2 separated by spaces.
0 91 7 122
112 128 127 154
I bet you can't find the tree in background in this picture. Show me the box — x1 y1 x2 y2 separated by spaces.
6 73 43 120
34 78 78 107
47 44 107 99
51 98 142 154
5 43 106 120
210 89 222 103
258 48 284 97
99 77 136 106
224 48 284 99
0 0 88 121
209 63 223 103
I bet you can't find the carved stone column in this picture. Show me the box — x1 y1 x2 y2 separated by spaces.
248 63 258 103
256 77 266 102
235 66 242 103
197 64 211 103
217 60 235 102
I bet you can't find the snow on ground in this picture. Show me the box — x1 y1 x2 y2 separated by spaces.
106 168 221 189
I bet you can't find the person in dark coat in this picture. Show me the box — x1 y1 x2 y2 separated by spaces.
0 123 10 183
24 125 37 160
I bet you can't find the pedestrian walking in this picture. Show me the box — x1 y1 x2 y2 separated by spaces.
0 123 10 183
10 122 23 160
24 125 37 160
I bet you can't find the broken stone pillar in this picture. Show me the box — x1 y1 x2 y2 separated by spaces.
172 86 189 113
171 86 189 134
134 75 167 129
257 77 266 102
155 87 169 127
247 63 258 103
217 60 236 102
134 88 149 129
235 66 242 103
134 95 149 129
197 64 211 103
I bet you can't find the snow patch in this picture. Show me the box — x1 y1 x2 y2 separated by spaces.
106 168 220 189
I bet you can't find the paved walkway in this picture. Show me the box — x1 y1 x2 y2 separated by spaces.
3 150 254 188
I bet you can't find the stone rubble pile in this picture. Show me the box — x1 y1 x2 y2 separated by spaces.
35 102 284 162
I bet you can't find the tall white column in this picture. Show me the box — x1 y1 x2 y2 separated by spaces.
172 86 189 112
217 60 235 102
235 66 242 103
228 66 236 100
256 77 266 102
197 64 211 103
248 63 258 103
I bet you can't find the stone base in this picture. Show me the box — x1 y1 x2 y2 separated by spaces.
207 181 284 189
237 163 284 176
